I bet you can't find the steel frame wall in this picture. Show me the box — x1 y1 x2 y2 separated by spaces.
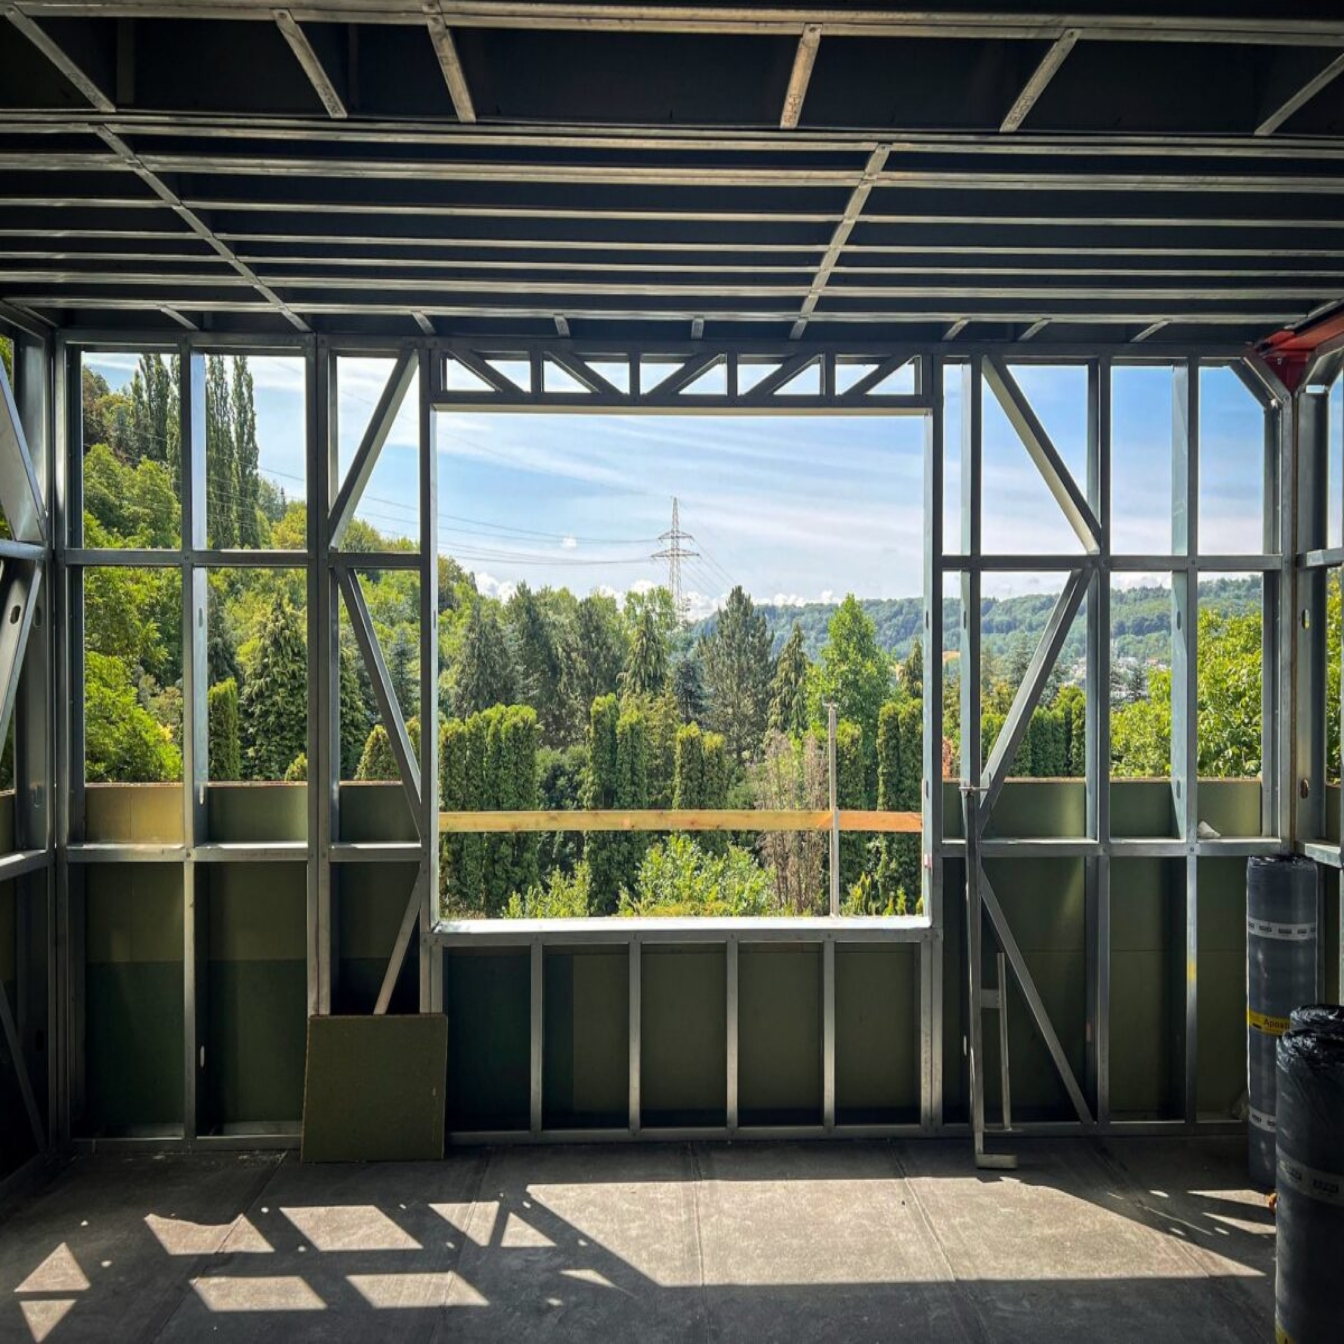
3 321 1337 1160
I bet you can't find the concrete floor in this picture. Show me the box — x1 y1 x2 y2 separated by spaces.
0 1138 1273 1343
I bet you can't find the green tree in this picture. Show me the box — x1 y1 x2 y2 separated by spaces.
207 678 242 781
814 594 890 795
1197 607 1262 778
455 599 515 715
622 602 669 696
901 636 924 700
240 594 308 779
701 585 773 763
670 653 707 723
205 356 237 547
129 353 179 479
84 651 181 782
673 721 729 853
834 719 865 894
355 716 421 781
583 694 648 913
232 356 261 547
386 622 418 724
874 698 922 913
767 622 810 736
439 705 539 915
619 836 773 918
569 594 629 709
506 581 568 744
339 637 374 780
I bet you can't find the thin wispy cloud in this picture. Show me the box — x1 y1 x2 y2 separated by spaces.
84 356 1270 606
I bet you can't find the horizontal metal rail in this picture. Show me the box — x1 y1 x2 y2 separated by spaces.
437 807 921 833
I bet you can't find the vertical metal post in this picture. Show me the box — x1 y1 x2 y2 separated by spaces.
822 935 835 1130
14 333 55 1146
827 702 839 916
417 345 441 1011
1085 357 1112 1125
529 939 543 1135
1260 382 1283 840
1294 391 1329 844
180 347 208 1140
726 934 738 1133
921 353 945 1132
960 356 982 791
628 936 641 1134
308 338 340 1015
963 785 995 1166
1171 359 1199 1125
54 337 85 1141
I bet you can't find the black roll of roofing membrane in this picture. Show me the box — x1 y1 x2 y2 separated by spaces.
1246 855 1317 1187
1275 1022 1344 1344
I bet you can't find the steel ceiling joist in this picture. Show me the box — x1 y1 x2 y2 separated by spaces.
11 2 1344 47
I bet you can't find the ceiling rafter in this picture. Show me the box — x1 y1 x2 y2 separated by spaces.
425 4 477 123
12 3 1344 48
789 144 888 340
1256 50 1344 137
780 23 821 130
274 7 348 119
3 3 114 111
999 28 1078 133
93 128 310 331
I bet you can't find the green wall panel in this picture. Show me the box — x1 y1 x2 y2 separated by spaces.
85 784 182 844
83 864 183 1134
338 782 417 842
641 946 725 1125
203 865 307 1128
1109 859 1183 1118
1197 857 1248 1120
836 944 919 1122
543 946 627 1129
335 863 420 1015
207 784 307 844
1198 783 1263 839
981 858 1086 1122
447 948 529 1131
739 945 821 1123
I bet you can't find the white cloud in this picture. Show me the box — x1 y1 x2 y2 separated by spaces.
819 589 835 604
770 592 811 608
560 536 578 550
473 571 517 602
683 590 727 623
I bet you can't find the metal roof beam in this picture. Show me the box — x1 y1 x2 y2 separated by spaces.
999 28 1077 134
1256 49 1344 136
426 9 477 123
274 7 348 119
780 23 821 130
790 144 888 340
12 3 1344 47
3 3 114 112
93 128 310 331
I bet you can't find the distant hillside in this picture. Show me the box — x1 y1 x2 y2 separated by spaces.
693 578 1261 671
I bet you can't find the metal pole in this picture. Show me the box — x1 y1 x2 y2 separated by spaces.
827 702 839 916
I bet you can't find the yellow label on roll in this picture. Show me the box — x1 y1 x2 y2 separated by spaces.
1276 1320 1294 1344
1247 1008 1290 1036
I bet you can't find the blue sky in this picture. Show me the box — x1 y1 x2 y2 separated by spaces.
86 352 1300 610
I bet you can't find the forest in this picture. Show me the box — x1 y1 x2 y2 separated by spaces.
40 348 1323 918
